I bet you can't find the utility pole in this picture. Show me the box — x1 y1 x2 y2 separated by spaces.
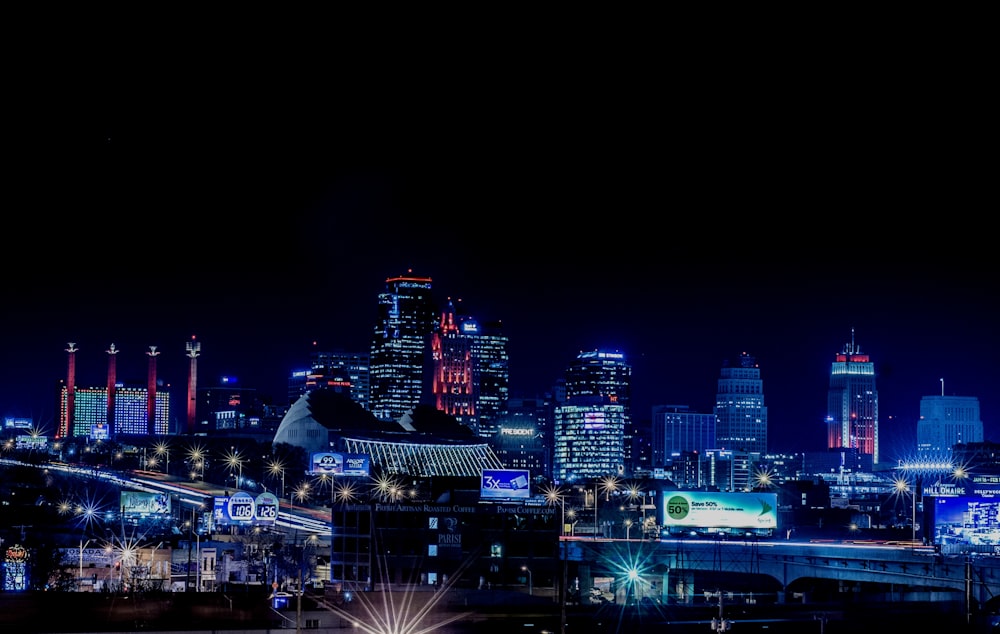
708 590 731 631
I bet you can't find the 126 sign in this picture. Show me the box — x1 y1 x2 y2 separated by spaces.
214 492 279 526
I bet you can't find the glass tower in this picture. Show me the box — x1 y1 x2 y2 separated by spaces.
368 272 437 423
464 317 509 439
825 330 879 465
552 397 626 482
553 349 631 481
713 352 767 454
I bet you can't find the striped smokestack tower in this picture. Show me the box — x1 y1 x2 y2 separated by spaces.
147 345 160 436
60 342 78 438
186 337 201 435
106 343 118 438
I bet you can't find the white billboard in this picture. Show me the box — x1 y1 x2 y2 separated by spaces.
661 491 778 530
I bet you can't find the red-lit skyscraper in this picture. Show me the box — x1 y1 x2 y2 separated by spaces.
431 299 477 433
826 330 879 465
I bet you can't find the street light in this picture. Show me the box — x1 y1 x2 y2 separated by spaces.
623 518 634 541
292 482 311 513
187 446 205 481
153 441 170 475
78 538 92 592
544 486 566 536
268 459 286 501
226 448 244 491
594 475 621 539
521 565 532 595
893 477 916 544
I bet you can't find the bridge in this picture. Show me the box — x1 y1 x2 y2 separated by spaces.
561 537 1000 611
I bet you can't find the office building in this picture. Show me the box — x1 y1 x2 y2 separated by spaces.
501 395 555 479
556 349 630 480
552 396 626 483
288 348 370 410
916 393 983 455
563 350 631 422
194 377 266 434
490 418 546 477
825 331 879 466
651 404 717 467
714 352 768 454
431 299 478 433
60 386 170 439
467 317 509 439
368 272 438 423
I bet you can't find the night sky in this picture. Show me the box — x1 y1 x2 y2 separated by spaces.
3 33 995 460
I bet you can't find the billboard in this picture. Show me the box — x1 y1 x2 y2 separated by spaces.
481 469 531 500
120 491 171 517
309 452 370 476
660 491 778 530
213 492 280 527
928 495 1000 548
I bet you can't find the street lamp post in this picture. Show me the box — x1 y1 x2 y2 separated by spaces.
154 442 169 476
268 460 286 501
894 477 917 544
227 448 244 491
521 565 532 595
78 538 91 592
546 488 566 536
593 485 599 539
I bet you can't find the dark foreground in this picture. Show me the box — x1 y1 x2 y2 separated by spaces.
1 589 996 634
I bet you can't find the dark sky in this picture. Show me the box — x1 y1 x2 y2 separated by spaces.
2 31 995 460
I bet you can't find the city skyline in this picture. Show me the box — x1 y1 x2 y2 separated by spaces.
4 54 995 459
1 268 995 460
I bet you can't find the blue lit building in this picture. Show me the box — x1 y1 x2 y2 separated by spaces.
916 394 983 456
368 272 437 423
651 404 716 466
713 352 768 454
552 396 626 482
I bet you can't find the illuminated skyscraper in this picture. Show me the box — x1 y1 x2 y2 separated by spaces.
369 271 437 422
563 350 631 425
713 352 767 454
553 397 626 482
466 317 509 439
431 299 478 432
825 330 879 465
552 350 631 481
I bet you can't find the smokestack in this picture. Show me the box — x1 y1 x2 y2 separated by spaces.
107 344 118 438
147 346 160 436
61 342 78 439
186 337 201 435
